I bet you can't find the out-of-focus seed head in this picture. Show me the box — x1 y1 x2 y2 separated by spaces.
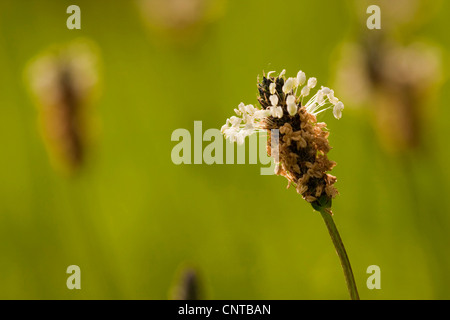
26 39 101 175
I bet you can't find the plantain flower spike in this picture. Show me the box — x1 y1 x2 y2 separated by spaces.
221 70 344 211
26 40 100 174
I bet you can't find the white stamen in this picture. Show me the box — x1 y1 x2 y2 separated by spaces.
287 103 298 116
229 116 242 127
269 82 276 95
275 106 283 118
307 77 317 89
269 106 277 117
316 90 325 105
282 77 297 93
238 102 246 113
245 104 257 114
269 94 279 106
328 89 335 100
301 86 310 97
329 96 339 105
296 71 306 86
254 109 271 119
286 95 296 106
333 101 344 119
320 87 331 95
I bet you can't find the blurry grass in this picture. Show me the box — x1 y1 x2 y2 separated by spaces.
0 0 449 299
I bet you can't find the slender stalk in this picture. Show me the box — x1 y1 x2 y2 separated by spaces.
319 208 360 300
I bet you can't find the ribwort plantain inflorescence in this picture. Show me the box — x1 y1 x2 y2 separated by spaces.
221 69 359 299
221 69 344 211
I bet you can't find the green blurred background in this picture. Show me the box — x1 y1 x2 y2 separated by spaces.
0 0 450 299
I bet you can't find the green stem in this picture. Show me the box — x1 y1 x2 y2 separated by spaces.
319 208 360 300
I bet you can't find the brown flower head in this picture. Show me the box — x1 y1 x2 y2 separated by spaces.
334 0 443 153
26 40 100 174
222 70 343 210
334 37 442 152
